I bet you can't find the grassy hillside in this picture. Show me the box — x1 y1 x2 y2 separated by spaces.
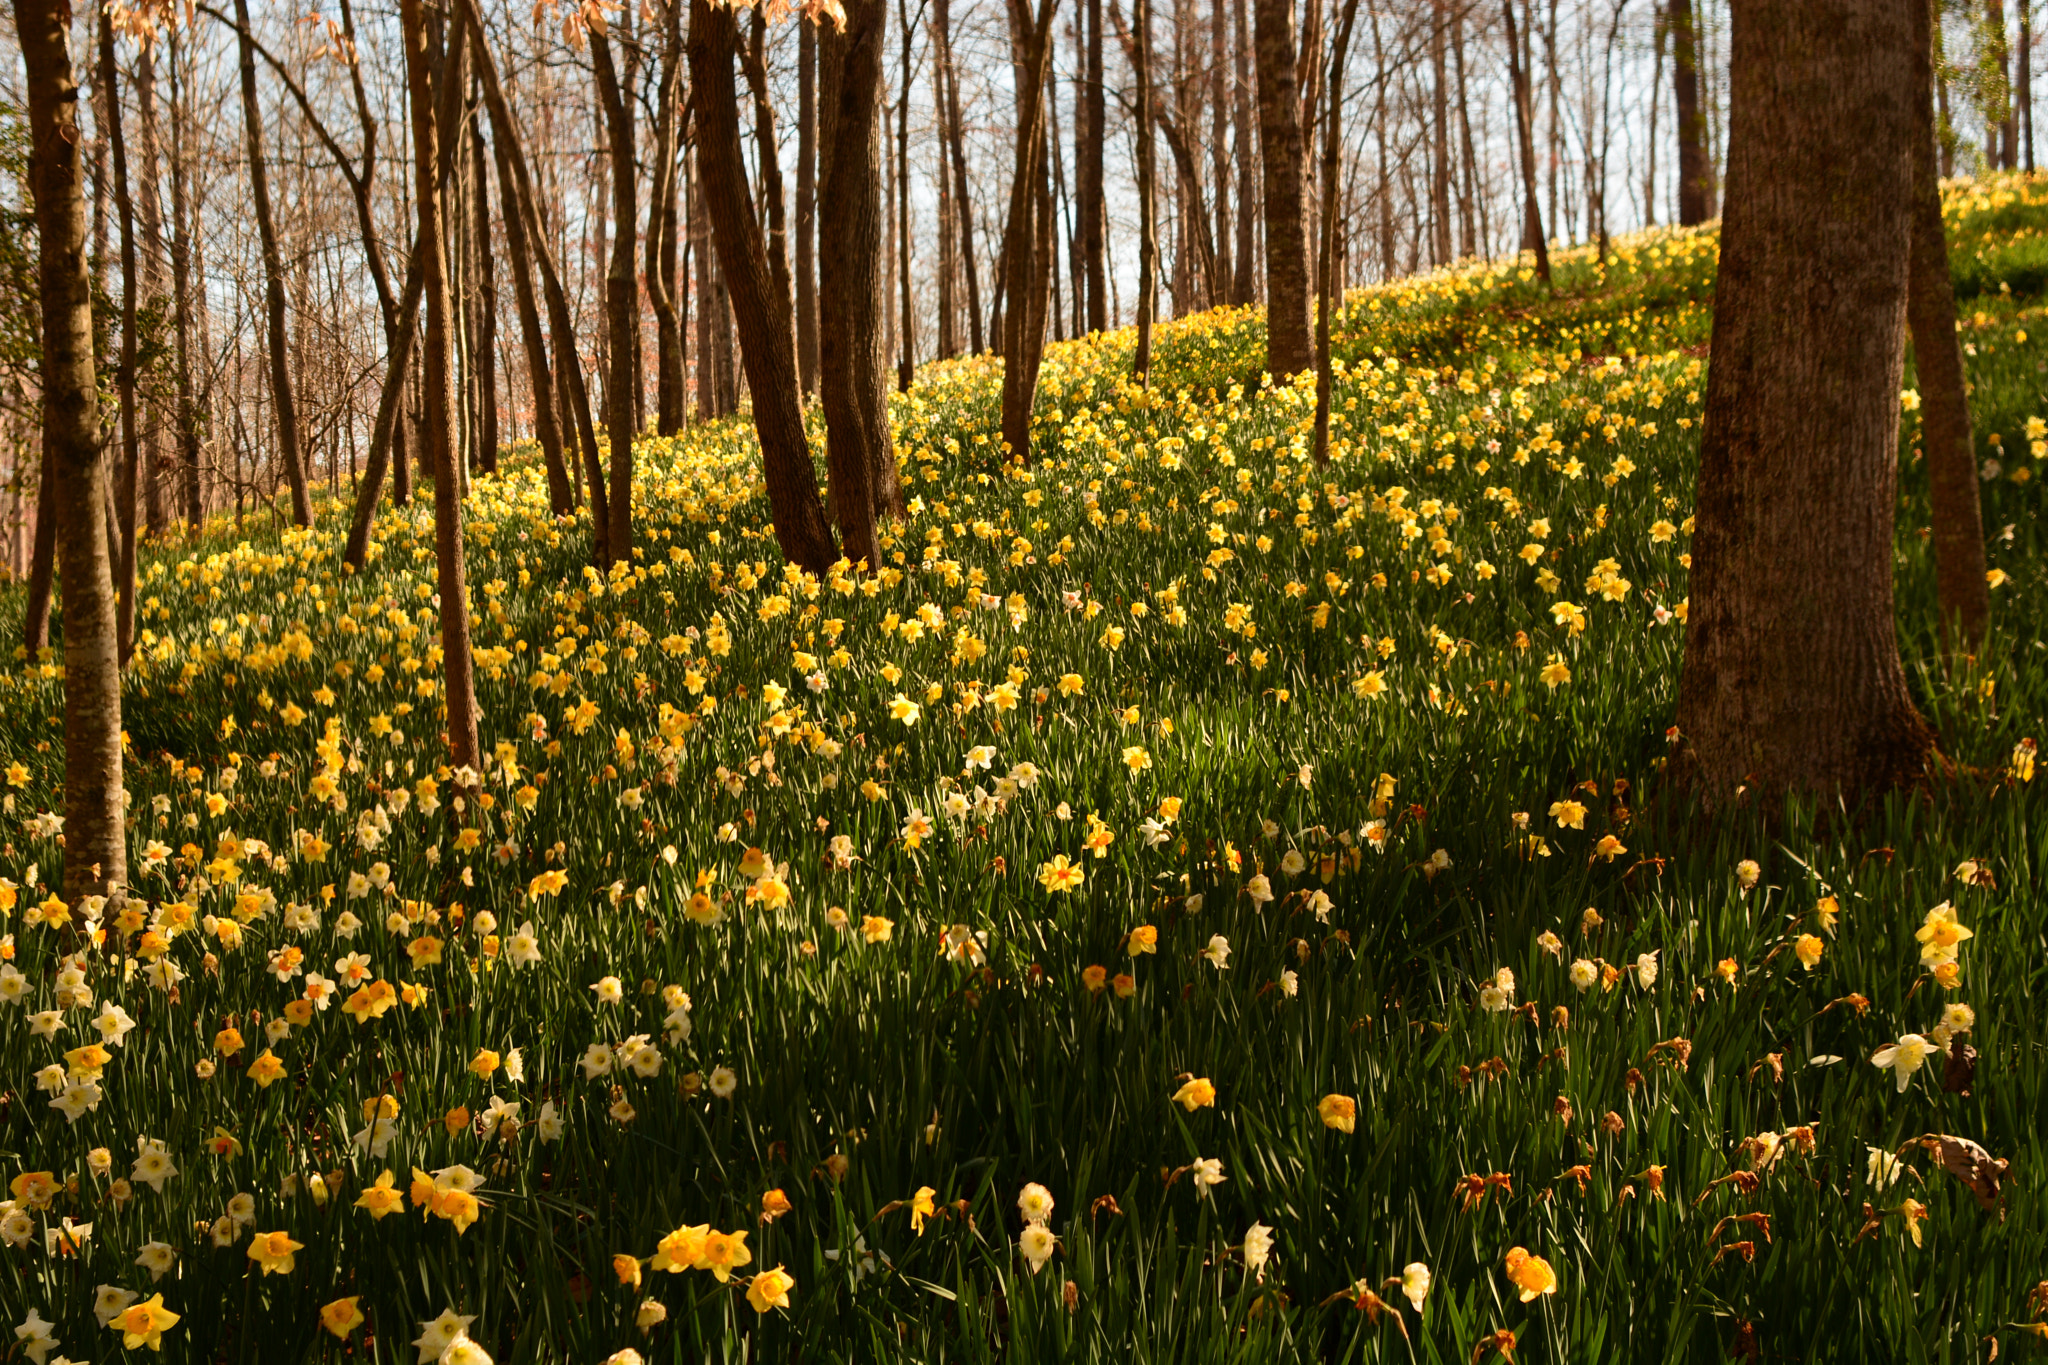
0 177 2043 1364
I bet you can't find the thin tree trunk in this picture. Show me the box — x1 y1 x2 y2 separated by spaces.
936 0 985 351
1133 0 1159 377
1253 0 1312 375
1315 0 1361 464
98 20 139 664
15 0 126 898
1453 5 1479 258
1909 0 1990 647
1503 0 1552 282
470 80 499 474
235 0 313 526
798 20 821 396
1676 0 1934 805
399 0 481 772
898 0 917 391
1232 0 1257 304
167 29 202 528
492 117 574 513
2023 3 2035 172
1211 0 1232 302
592 22 638 560
1430 0 1451 265
688 0 840 575
131 42 169 536
343 254 426 570
648 0 685 435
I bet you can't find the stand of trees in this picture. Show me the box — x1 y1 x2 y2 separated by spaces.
0 0 2030 884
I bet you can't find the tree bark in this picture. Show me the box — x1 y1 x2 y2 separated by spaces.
1671 0 1710 225
592 22 638 561
469 82 499 474
897 0 917 391
1211 0 1232 302
647 1 685 436
999 0 1061 456
819 0 901 558
130 42 169 536
98 19 140 665
935 0 985 351
1132 0 1159 378
1314 0 1362 465
687 0 839 575
234 0 314 526
15 0 126 899
1502 0 1552 282
1908 0 1990 647
1231 0 1257 304
491 117 573 513
166 29 203 528
798 19 821 395
1430 0 1452 266
400 0 481 773
1675 0 1935 806
1253 0 1312 375
343 254 425 570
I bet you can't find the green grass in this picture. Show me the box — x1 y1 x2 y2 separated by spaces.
0 177 2043 1365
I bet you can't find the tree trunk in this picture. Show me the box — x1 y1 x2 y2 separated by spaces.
935 0 985 352
798 20 821 396
648 1 685 435
897 0 917 391
469 82 499 474
1675 0 1935 806
2023 3 2035 172
1502 0 1552 282
1430 0 1452 266
167 29 203 528
1211 0 1232 302
1253 0 1312 375
130 42 170 536
1452 5 1479 258
15 0 126 899
688 0 840 575
98 19 140 665
1232 0 1257 304
1908 0 1990 647
1671 0 1710 225
489 111 574 514
819 0 902 557
1080 0 1108 331
400 0 481 773
235 0 314 526
465 0 609 562
592 23 638 561
999 0 1061 457
1133 0 1159 378
1314 0 1362 465
343 255 425 570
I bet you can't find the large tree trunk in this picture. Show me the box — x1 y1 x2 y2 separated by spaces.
1675 0 1935 806
592 23 638 561
1908 0 1990 647
687 0 839 575
400 0 481 772
465 0 610 562
818 0 900 562
1671 0 1711 225
999 0 1060 456
1502 0 1552 282
1253 0 1312 376
15 0 126 899
234 0 314 526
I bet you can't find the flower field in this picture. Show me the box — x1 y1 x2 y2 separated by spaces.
1 179 2044 1364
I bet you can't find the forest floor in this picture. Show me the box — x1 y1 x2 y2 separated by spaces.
0 176 2044 1364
